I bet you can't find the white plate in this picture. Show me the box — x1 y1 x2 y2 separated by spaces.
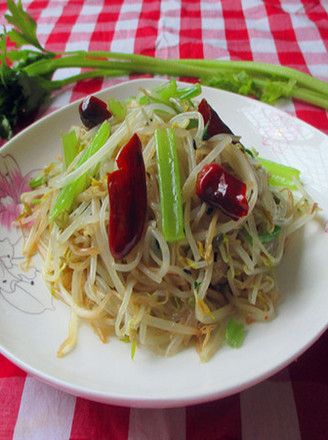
0 79 327 408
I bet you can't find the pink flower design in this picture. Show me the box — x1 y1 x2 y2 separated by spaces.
261 112 300 155
0 154 32 231
0 156 55 315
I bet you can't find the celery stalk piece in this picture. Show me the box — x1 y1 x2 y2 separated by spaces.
176 82 202 100
75 121 110 167
29 175 45 189
153 79 201 103
155 127 185 242
49 120 110 224
259 158 301 190
108 98 127 122
153 79 178 101
225 318 245 348
145 80 201 113
62 129 78 169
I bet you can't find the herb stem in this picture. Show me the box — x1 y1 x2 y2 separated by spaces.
41 69 128 90
23 54 215 79
23 52 328 110
175 58 328 95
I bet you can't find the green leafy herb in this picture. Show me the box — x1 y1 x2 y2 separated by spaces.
1 0 328 141
5 0 46 50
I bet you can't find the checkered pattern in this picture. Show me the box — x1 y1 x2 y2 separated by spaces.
0 1 327 438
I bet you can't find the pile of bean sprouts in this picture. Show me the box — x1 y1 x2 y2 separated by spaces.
17 86 318 361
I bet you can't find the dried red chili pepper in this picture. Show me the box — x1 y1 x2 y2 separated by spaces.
198 98 232 140
196 163 249 220
79 95 112 128
107 134 147 259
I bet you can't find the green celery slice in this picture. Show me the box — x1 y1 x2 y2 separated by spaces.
225 318 245 348
176 82 202 100
62 129 79 169
153 79 178 101
108 98 127 121
154 79 201 102
29 174 45 189
259 158 301 190
155 127 185 242
49 120 110 224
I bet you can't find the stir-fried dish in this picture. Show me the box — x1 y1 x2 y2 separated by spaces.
16 81 318 361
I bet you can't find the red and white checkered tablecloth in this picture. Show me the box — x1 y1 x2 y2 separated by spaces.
0 1 327 439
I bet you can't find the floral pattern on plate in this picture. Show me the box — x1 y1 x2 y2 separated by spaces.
0 153 54 314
